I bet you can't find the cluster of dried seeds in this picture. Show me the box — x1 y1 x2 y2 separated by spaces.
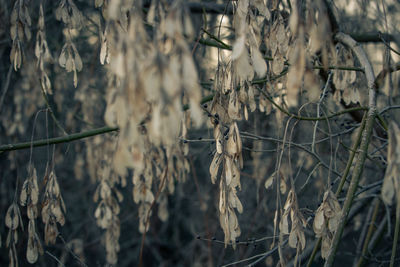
41 167 66 245
55 0 83 30
93 165 123 264
82 135 123 265
5 202 23 267
20 165 43 264
313 190 342 259
56 0 83 87
96 1 202 263
10 0 31 71
58 38 83 88
280 189 307 265
209 117 243 246
35 4 53 94
207 0 272 247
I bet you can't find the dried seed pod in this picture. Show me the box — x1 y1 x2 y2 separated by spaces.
313 190 342 259
5 203 22 231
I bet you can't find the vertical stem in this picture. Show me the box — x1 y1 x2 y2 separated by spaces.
324 108 376 267
356 197 380 267
41 89 68 135
307 238 322 267
335 113 367 197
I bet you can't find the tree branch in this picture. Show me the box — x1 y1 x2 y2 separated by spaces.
185 1 395 44
375 61 400 89
350 32 395 43
0 126 119 153
324 32 377 267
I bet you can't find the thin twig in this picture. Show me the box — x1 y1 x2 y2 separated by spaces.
255 86 368 121
220 239 287 267
380 105 400 114
355 198 380 267
41 89 68 135
312 72 332 153
378 33 400 56
58 235 88 267
241 132 342 178
368 215 387 252
45 251 65 267
374 61 400 90
201 28 231 49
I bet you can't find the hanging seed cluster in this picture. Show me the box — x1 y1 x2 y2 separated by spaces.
313 190 342 259
10 0 32 71
5 202 23 267
41 168 66 246
56 0 83 88
97 0 199 263
20 166 43 263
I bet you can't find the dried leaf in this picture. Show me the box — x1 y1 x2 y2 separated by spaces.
305 70 320 102
214 125 223 154
321 235 331 259
248 85 257 111
225 156 233 186
288 229 298 248
228 189 243 213
251 47 267 77
20 180 29 206
26 235 38 263
299 230 306 250
264 172 275 190
228 91 241 120
382 175 395 205
235 50 254 82
328 214 340 232
73 50 82 71
252 0 270 19
280 173 287 194
44 220 58 245
232 35 246 60
280 214 289 234
313 207 325 235
226 128 238 156
58 45 67 68
27 206 37 221
272 54 284 75
5 204 20 230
